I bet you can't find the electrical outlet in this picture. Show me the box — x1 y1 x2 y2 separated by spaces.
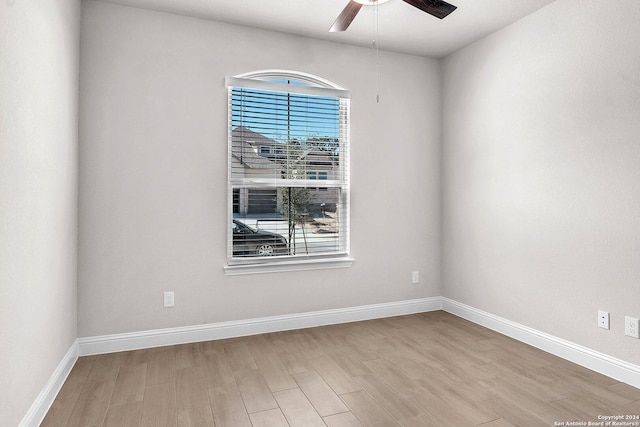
597 310 610 330
625 316 639 338
412 271 419 284
164 291 175 308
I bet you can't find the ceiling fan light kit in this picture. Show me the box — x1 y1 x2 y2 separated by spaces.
330 0 457 32
353 0 390 5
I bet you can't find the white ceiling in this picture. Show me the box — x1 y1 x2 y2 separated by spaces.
99 0 557 58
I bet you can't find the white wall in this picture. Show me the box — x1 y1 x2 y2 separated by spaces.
0 0 80 425
78 1 441 337
442 0 640 365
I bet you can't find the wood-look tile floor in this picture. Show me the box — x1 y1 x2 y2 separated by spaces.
42 311 640 427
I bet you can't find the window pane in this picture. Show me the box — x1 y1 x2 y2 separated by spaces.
231 89 341 144
232 187 344 257
227 72 349 266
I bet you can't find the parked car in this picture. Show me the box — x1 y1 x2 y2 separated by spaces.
232 219 288 256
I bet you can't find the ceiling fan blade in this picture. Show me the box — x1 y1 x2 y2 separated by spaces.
330 0 363 32
402 0 457 19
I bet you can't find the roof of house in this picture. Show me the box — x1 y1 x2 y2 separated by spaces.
231 127 280 170
231 126 337 169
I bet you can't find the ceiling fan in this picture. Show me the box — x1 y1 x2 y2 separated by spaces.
330 0 457 32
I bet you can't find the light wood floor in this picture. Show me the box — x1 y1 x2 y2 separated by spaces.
42 311 640 427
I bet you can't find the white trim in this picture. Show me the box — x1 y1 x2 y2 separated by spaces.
225 256 355 276
441 298 640 389
78 297 442 356
235 69 347 90
225 76 351 99
19 340 79 427
230 178 344 188
76 297 640 388
230 69 349 96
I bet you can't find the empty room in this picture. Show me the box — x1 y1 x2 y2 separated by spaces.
2 0 640 426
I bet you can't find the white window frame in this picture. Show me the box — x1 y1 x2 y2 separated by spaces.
224 70 354 275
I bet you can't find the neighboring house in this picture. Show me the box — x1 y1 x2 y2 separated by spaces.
231 126 339 216
231 127 282 215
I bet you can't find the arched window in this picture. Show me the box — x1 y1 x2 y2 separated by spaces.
225 70 352 274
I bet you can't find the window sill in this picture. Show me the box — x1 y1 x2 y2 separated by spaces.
224 257 355 276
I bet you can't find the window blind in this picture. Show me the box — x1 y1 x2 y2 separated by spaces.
226 73 350 265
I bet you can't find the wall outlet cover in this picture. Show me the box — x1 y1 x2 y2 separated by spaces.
412 271 419 284
625 316 639 338
164 291 175 308
598 310 610 330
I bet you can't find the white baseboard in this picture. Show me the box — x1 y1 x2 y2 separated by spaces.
78 297 443 356
441 298 640 389
73 295 640 388
27 296 640 427
19 340 78 427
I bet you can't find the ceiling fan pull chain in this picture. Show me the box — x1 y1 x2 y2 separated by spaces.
374 1 380 103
